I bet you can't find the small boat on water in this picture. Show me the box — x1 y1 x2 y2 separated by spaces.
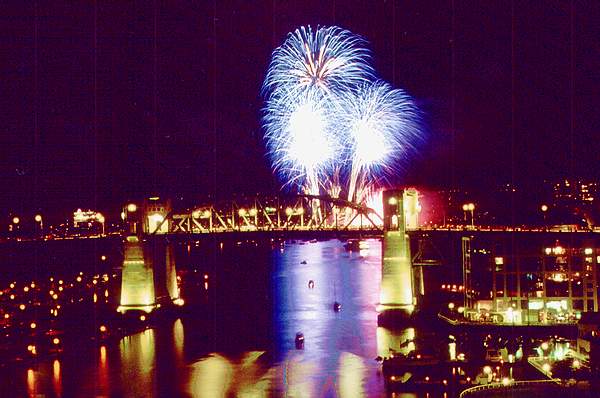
344 239 369 252
333 302 342 312
344 239 360 251
295 332 304 349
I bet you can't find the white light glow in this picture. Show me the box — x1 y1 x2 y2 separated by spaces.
287 102 332 169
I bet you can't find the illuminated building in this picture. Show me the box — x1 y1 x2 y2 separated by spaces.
553 179 597 204
463 234 599 324
72 209 104 235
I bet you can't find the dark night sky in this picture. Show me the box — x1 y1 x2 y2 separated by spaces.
1 1 599 219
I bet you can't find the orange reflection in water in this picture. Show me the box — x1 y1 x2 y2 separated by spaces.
187 353 233 396
119 329 156 397
187 351 274 397
52 359 62 397
97 345 109 394
173 319 184 363
26 368 35 397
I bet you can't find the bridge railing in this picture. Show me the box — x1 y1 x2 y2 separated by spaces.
458 379 560 398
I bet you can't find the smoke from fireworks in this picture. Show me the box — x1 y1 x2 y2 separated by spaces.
262 25 422 203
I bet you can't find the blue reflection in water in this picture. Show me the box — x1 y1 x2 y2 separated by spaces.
185 239 386 396
270 239 383 396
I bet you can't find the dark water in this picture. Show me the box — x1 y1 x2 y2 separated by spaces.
1 238 403 397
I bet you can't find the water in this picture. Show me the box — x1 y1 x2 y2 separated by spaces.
1 238 401 397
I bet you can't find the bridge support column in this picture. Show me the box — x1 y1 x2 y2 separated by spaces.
118 199 181 314
118 236 156 313
378 189 420 319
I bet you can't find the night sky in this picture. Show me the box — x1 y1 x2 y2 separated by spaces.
2 1 599 219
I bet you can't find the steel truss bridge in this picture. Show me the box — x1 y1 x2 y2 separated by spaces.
155 194 383 235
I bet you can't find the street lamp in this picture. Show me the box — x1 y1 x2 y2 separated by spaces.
96 213 105 236
9 216 20 233
467 203 475 228
541 204 548 230
462 203 475 228
34 214 43 235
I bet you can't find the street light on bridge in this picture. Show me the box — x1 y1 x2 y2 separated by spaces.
34 214 43 234
96 213 105 236
541 204 548 230
8 216 19 233
462 203 475 228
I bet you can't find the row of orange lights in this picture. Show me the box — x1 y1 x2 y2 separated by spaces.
441 284 464 291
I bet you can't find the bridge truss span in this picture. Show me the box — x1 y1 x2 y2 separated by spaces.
161 194 383 234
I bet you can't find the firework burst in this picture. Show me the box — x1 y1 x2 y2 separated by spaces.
262 25 423 205
262 89 338 195
262 25 374 101
340 80 422 203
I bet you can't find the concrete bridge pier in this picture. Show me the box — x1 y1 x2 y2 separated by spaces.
118 199 181 314
378 189 420 322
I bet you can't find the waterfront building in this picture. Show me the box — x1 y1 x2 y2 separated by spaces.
72 209 105 235
462 234 600 324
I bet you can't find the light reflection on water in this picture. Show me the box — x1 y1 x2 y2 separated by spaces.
377 327 416 358
52 359 61 397
5 239 425 397
185 239 385 397
119 329 157 396
174 318 185 362
187 353 233 397
97 345 109 395
26 368 35 397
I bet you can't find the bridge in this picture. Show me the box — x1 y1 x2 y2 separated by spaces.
134 193 384 236
116 189 421 316
58 190 597 316
13 189 598 318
